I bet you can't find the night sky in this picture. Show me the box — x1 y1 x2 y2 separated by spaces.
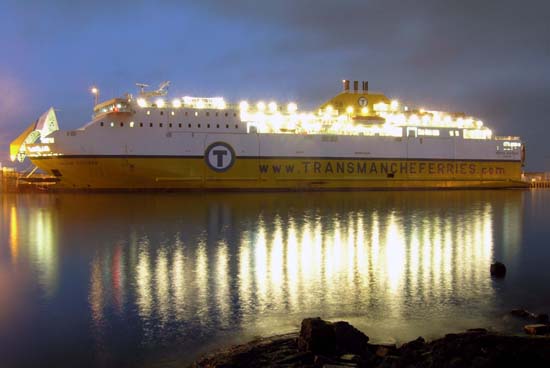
1 0 549 170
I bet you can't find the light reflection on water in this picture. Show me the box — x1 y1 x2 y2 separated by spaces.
2 190 548 367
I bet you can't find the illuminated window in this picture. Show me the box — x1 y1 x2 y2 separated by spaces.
130 121 135 128
195 112 198 117
171 111 175 116
146 110 150 115
110 122 114 127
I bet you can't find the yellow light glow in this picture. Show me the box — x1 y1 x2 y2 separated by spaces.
172 99 182 108
268 101 277 113
137 98 147 107
196 100 205 109
287 102 297 113
374 102 388 112
361 107 368 114
239 101 249 111
390 100 399 110
257 101 266 111
419 108 425 114
155 98 165 108
325 105 334 114
346 106 354 114
91 87 98 95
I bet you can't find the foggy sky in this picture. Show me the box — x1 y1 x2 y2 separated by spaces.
1 0 549 169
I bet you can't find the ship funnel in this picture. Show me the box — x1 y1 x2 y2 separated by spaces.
362 81 369 91
353 80 359 92
342 79 350 92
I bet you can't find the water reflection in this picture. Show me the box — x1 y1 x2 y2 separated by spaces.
0 191 528 366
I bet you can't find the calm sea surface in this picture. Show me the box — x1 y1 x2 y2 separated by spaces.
1 190 550 367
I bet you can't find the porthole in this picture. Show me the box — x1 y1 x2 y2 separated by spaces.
160 123 163 128
169 123 172 128
100 122 104 127
188 123 191 128
216 124 220 128
120 122 124 127
207 124 210 128
195 112 198 117
178 123 182 128
140 122 143 127
160 111 164 116
226 124 229 128
149 123 153 127
198 124 201 128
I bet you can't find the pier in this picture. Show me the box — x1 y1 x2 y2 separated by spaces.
1 166 59 192
525 172 550 189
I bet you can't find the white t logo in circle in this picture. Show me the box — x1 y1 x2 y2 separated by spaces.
358 97 368 107
205 142 235 172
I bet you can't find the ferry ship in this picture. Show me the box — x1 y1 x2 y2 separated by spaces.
10 80 527 190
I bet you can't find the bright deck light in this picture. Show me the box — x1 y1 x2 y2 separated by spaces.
390 100 399 110
346 106 354 114
137 98 147 107
172 99 182 108
257 101 266 111
287 102 297 113
268 102 277 113
240 101 249 111
155 98 165 108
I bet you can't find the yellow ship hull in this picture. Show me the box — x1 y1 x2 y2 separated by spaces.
31 156 527 190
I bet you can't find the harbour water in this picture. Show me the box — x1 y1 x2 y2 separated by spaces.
1 190 550 367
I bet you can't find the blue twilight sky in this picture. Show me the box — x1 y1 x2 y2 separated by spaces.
0 0 549 170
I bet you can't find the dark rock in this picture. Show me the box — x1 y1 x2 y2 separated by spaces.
339 354 361 362
490 262 506 277
313 354 337 366
298 317 336 354
466 328 488 334
401 336 426 351
276 351 313 364
524 324 550 335
511 309 530 318
535 313 549 323
332 321 369 355
375 346 391 358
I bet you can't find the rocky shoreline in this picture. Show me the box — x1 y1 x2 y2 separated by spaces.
191 317 550 368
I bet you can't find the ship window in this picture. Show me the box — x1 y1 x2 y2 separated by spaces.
120 122 124 127
100 122 104 127
185 111 188 116
130 121 135 128
195 112 198 117
216 112 219 117
450 131 454 137
226 124 229 128
110 122 114 127
149 123 153 127
225 112 228 117
178 123 182 128
206 112 210 117
147 110 151 115
233 113 237 117
140 122 143 127
198 124 201 128
235 124 239 129
207 124 210 128
188 123 191 128
169 123 172 128
159 123 163 128
171 111 175 116
160 111 164 116
216 124 220 128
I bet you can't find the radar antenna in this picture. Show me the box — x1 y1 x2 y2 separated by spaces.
135 81 170 97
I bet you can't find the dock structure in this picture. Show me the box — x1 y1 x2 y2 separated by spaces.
1 166 59 192
524 172 550 189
